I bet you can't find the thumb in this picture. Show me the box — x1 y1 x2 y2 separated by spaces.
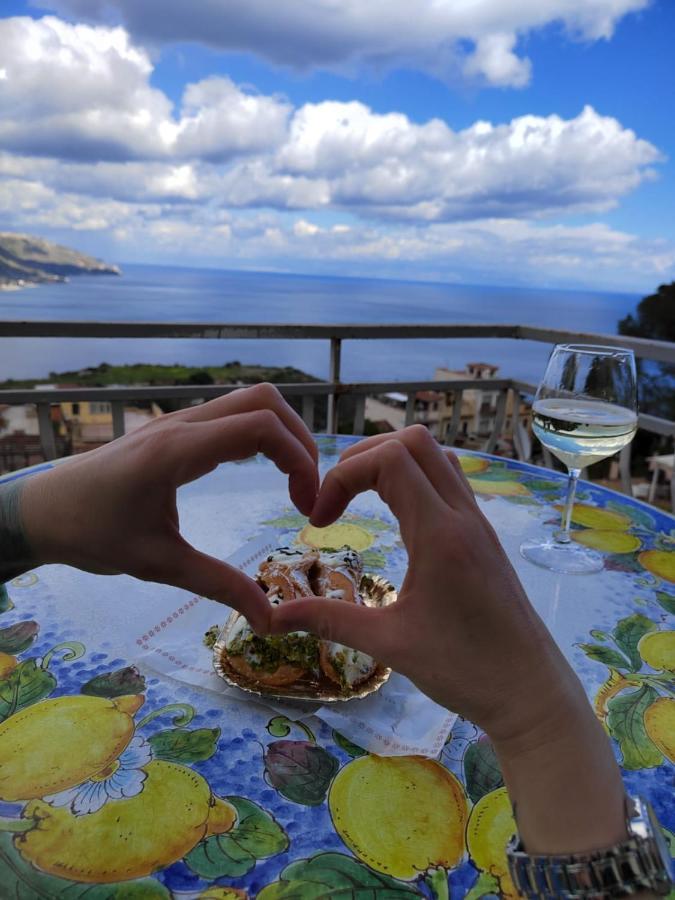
160 542 272 635
269 598 394 662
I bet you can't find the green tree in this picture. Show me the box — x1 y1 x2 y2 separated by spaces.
619 282 675 421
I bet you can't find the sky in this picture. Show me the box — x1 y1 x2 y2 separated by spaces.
0 0 674 291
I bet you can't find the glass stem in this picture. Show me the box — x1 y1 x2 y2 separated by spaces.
556 467 580 544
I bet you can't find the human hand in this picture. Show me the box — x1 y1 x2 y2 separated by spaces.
270 426 587 745
270 427 630 854
18 383 318 633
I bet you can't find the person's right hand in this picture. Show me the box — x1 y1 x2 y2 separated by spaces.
270 426 586 747
270 427 630 857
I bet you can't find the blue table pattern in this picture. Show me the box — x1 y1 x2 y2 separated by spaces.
0 435 673 899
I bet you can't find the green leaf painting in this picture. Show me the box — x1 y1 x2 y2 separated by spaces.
80 665 146 698
612 615 658 672
607 685 663 769
149 727 220 763
0 584 13 614
258 851 423 898
184 796 288 879
265 740 340 806
0 621 38 654
332 729 367 758
0 658 56 722
464 871 502 900
523 479 561 492
655 591 675 616
578 643 631 670
464 737 504 804
0 833 170 899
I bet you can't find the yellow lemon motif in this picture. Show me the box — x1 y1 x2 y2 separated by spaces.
0 694 144 802
198 890 248 900
638 631 675 673
205 795 238 837
329 755 467 880
466 787 517 898
17 761 235 883
0 652 18 678
571 530 641 554
300 522 374 552
468 479 530 497
644 698 675 763
554 504 631 532
638 550 675 584
458 456 490 475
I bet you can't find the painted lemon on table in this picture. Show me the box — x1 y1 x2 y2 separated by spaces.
0 694 144 801
466 787 517 898
644 697 675 763
328 754 467 880
468 478 531 497
300 522 374 552
556 504 632 532
16 760 236 883
0 651 18 678
571 530 641 554
458 456 490 476
638 631 675 672
638 550 675 584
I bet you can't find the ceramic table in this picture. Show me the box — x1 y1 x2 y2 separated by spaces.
0 435 673 899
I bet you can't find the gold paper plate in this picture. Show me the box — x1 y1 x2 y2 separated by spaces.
212 574 396 702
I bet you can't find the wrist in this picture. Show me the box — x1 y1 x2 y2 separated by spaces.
0 479 38 580
16 469 67 568
493 693 627 855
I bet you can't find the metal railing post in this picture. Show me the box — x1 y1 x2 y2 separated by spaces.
444 390 464 446
111 401 125 440
301 395 315 432
36 404 57 461
326 338 342 434
405 394 416 427
484 390 508 454
352 396 366 435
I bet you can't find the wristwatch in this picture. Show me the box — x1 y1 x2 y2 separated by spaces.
506 795 673 897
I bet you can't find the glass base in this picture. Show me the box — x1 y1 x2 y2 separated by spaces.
520 537 604 575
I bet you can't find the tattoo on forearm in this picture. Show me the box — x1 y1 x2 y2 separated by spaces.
0 479 36 582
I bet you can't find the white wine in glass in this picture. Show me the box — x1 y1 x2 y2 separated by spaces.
520 344 638 575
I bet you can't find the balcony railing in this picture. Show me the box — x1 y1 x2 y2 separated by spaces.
1 321 673 509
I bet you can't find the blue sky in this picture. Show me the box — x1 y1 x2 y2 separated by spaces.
0 0 673 290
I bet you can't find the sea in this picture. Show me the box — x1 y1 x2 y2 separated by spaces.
0 264 641 386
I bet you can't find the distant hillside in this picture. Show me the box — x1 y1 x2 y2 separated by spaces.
0 233 120 289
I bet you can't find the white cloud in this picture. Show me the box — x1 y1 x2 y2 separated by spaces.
0 17 290 161
39 0 650 87
0 17 660 223
0 9 670 290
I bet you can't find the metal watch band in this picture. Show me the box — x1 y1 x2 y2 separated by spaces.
506 796 673 898
508 834 670 898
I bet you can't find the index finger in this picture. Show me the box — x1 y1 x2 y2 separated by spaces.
173 383 319 465
181 410 319 515
310 440 446 543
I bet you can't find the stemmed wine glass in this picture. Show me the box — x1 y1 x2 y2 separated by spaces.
520 344 638 575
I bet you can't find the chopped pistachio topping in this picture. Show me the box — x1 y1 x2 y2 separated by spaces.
228 632 319 672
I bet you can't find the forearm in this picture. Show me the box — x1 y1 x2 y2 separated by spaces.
0 479 37 581
493 693 628 855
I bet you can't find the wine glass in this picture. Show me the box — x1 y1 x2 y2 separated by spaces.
520 344 638 575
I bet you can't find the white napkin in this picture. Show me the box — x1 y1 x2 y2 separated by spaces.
132 529 455 757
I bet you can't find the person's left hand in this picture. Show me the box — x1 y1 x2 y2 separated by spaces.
19 383 318 633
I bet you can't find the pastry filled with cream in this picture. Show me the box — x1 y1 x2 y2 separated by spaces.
220 544 379 694
259 547 318 601
312 548 363 603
